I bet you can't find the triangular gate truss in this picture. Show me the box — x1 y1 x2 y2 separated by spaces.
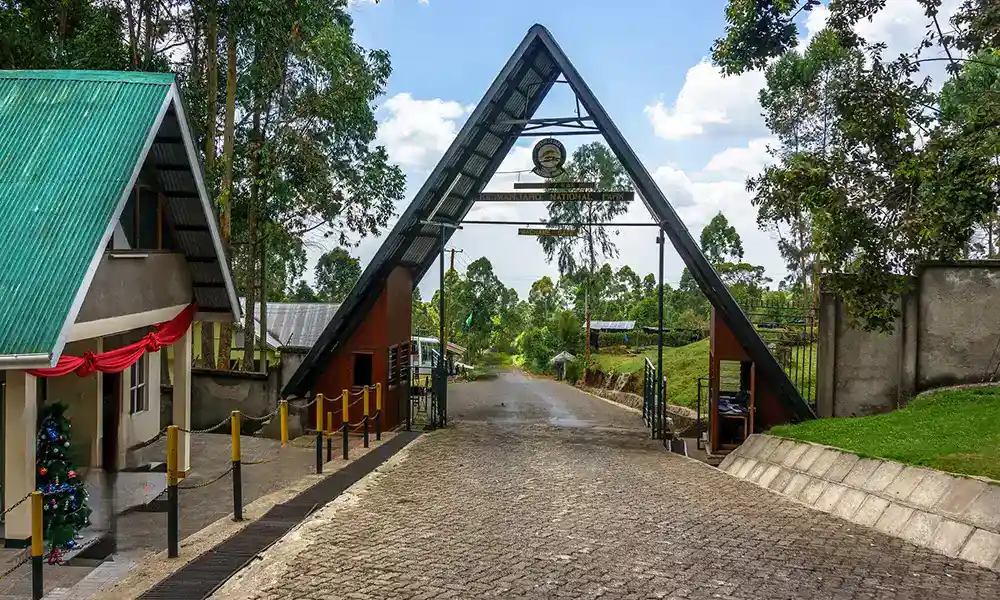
284 24 816 422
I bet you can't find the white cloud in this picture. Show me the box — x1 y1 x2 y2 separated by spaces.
375 93 470 169
644 60 768 141
701 137 776 179
803 4 829 43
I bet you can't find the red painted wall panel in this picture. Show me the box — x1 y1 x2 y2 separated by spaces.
310 266 413 432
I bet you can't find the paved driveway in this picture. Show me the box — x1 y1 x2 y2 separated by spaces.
211 371 1000 600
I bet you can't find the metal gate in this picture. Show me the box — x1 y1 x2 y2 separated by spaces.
742 298 819 412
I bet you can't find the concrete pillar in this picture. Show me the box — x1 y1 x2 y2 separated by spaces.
172 324 192 475
816 292 838 418
4 371 37 543
897 291 919 409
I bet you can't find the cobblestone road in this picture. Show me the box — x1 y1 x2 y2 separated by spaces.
212 372 1000 600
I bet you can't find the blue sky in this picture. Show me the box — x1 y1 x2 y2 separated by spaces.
305 0 943 299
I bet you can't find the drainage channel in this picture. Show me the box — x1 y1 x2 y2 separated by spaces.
138 431 421 600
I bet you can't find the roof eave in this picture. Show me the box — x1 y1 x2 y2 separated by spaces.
0 353 55 370
168 85 242 324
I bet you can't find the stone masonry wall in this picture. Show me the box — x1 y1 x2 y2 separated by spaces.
721 434 1000 573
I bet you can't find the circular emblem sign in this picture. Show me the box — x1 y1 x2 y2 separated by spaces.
532 138 567 179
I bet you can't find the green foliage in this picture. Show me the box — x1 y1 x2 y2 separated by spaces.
716 0 1000 331
36 403 91 550
700 212 744 264
288 280 320 302
770 386 1000 480
515 327 553 373
592 339 711 409
538 142 631 309
315 247 361 303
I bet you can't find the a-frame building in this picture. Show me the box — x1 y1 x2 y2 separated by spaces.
283 24 816 433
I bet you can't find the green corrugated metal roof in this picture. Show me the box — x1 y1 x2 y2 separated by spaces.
0 70 175 360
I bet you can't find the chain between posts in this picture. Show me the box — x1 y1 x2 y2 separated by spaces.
0 552 29 581
1 492 31 518
178 415 231 434
176 465 235 490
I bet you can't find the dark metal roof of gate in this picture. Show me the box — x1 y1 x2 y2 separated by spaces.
282 24 816 422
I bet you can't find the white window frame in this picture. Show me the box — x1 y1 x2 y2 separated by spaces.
129 355 148 414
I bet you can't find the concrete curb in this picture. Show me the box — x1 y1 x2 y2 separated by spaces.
720 434 1000 573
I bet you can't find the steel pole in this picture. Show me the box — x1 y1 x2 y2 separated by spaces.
656 229 665 440
438 225 446 428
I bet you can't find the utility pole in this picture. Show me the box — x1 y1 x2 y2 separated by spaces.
447 247 464 272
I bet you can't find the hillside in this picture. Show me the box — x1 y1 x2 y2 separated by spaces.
592 339 709 409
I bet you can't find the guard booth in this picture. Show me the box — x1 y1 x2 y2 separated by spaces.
706 308 797 455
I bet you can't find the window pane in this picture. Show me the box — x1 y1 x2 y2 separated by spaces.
120 188 137 247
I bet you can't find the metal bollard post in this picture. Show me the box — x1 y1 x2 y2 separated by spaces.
326 412 333 462
279 399 289 447
167 425 179 558
363 386 370 449
30 491 42 600
342 390 349 460
231 411 243 521
315 393 324 474
375 382 382 441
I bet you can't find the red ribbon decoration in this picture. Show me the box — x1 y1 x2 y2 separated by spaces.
27 303 197 378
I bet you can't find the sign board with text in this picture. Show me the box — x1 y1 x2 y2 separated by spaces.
517 228 580 237
477 191 634 203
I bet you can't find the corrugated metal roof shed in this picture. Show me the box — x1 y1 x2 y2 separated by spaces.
0 70 240 365
589 321 636 332
241 300 342 350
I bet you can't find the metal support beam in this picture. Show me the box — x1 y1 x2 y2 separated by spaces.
656 228 665 440
438 225 446 428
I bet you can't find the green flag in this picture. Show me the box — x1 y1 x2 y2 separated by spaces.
464 312 473 329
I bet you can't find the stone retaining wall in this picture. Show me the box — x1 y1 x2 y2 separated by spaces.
720 434 1000 573
579 386 698 434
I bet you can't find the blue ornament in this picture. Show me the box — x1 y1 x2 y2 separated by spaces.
65 540 75 549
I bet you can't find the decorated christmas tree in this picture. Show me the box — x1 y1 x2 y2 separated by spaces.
36 403 92 552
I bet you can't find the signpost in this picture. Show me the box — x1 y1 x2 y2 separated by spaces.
517 227 579 237
478 191 634 203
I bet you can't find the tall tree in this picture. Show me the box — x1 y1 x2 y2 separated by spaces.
315 247 361 303
527 276 560 329
699 212 744 264
713 0 1000 331
538 142 631 368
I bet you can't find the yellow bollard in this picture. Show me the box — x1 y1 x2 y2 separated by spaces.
166 425 179 557
315 393 324 434
279 399 289 447
30 491 42 599
326 411 334 461
363 386 370 448
375 382 382 441
314 393 325 474
342 389 350 460
231 411 243 521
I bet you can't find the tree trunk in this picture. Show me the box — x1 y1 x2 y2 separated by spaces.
216 27 237 371
241 102 262 372
200 8 219 369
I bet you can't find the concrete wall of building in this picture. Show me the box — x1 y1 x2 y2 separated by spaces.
817 263 1000 418
77 251 192 323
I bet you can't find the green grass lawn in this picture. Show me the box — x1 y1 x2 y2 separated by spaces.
593 339 710 410
770 386 1000 480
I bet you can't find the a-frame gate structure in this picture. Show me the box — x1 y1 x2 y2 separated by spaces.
283 24 816 428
